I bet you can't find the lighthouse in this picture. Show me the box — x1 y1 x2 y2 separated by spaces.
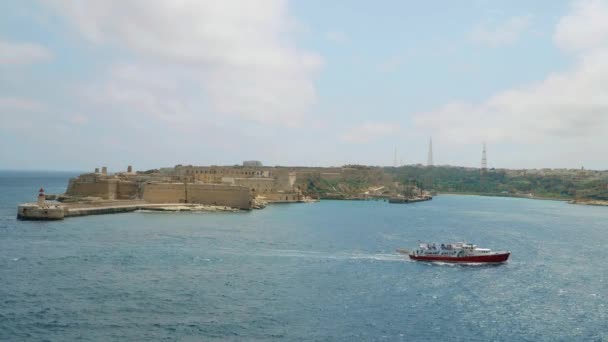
37 188 46 207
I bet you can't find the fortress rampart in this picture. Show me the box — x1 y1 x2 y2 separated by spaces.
66 174 138 200
142 183 251 209
142 183 186 203
187 184 251 209
58 163 349 215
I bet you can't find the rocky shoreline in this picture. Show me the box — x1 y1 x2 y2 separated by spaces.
569 199 608 207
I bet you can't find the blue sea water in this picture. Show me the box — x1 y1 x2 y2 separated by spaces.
1 171 607 341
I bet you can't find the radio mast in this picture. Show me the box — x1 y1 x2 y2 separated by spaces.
427 137 434 167
481 142 487 172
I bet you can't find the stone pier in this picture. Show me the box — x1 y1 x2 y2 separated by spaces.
17 201 244 220
17 203 65 220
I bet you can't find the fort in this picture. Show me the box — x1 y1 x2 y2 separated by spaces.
16 163 322 220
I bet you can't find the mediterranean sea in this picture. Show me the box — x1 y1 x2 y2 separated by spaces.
1 171 607 341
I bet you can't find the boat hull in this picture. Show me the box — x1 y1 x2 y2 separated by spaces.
409 252 510 263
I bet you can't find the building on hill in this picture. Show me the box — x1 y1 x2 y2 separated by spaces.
243 160 263 167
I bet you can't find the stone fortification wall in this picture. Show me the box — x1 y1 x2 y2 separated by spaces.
175 165 273 182
142 183 186 203
65 170 252 209
142 183 251 209
293 167 342 179
274 170 296 191
18 203 65 220
67 175 138 200
223 177 275 194
262 192 302 203
67 181 111 198
172 165 349 185
116 181 138 200
67 175 116 199
171 165 299 193
187 184 251 209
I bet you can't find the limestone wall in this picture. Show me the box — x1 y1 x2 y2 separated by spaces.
66 174 139 200
187 184 251 209
174 165 275 183
262 192 302 203
64 169 254 209
67 176 115 199
224 178 275 194
17 204 65 220
106 179 118 200
116 180 138 200
141 183 252 209
274 170 296 191
142 183 186 203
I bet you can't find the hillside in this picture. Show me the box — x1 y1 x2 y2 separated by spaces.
298 165 608 201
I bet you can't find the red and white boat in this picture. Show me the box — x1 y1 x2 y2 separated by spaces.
398 242 510 263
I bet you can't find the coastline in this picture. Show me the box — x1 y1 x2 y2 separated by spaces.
568 199 608 207
438 192 608 207
437 192 571 202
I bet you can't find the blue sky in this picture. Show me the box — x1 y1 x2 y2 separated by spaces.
1 0 608 171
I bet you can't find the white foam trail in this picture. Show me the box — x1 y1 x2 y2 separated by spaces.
218 248 409 262
348 253 407 262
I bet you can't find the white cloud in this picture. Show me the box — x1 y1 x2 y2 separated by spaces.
86 64 198 124
47 0 322 125
470 15 531 47
339 122 400 144
326 31 348 43
0 41 52 65
416 0 608 150
554 0 608 51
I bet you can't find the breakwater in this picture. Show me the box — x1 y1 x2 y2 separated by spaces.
17 201 241 220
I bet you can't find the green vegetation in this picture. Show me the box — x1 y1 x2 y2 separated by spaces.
299 165 392 199
303 175 375 199
385 166 608 200
297 165 608 201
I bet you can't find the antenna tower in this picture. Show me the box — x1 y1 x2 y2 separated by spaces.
481 142 488 171
427 137 434 167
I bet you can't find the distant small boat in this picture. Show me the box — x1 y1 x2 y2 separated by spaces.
398 242 510 263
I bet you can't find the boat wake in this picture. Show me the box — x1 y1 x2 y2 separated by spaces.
218 248 409 262
348 252 408 262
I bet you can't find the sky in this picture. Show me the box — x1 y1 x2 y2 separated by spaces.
1 0 608 171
